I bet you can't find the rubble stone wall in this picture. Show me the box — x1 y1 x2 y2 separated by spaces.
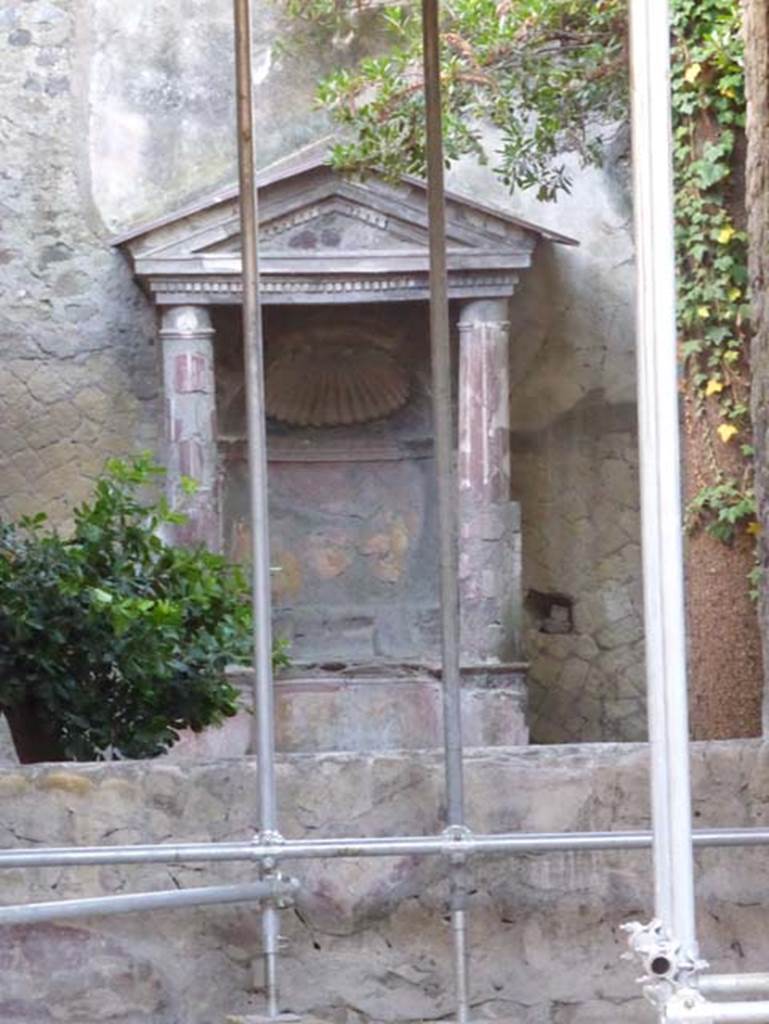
0 0 159 526
1 742 768 1024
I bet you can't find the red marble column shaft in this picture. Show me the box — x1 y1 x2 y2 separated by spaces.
457 298 519 664
160 305 221 551
458 299 511 503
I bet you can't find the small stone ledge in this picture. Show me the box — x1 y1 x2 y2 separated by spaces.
222 661 529 753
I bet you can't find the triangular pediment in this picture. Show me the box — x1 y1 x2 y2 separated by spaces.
114 139 576 306
118 174 536 262
194 193 441 257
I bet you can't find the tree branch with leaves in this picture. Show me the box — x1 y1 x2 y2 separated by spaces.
277 0 753 546
277 0 627 200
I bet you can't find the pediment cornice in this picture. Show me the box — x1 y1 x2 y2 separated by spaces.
114 140 576 306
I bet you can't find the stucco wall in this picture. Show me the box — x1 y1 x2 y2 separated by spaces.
216 303 445 662
1 741 768 1024
0 1 641 740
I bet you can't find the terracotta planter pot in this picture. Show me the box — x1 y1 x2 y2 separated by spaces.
2 700 66 763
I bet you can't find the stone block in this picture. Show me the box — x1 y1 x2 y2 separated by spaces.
219 664 529 754
0 716 18 765
595 615 644 651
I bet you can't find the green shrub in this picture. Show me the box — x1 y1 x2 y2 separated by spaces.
0 454 286 762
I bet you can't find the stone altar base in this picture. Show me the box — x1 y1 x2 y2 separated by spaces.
168 662 529 760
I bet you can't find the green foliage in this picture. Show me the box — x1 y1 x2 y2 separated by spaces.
685 479 756 543
279 0 754 548
278 0 627 200
0 454 285 761
670 0 753 542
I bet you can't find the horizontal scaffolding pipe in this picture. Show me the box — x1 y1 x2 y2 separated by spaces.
4 827 769 869
667 999 769 1023
0 878 298 927
700 977 769 999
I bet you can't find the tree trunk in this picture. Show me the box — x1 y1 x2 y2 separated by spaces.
684 392 763 738
682 14 763 738
745 0 769 732
2 700 66 764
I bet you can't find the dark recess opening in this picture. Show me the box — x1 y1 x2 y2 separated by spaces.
525 590 574 635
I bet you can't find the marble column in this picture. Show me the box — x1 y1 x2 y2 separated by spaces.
159 305 221 550
457 298 521 664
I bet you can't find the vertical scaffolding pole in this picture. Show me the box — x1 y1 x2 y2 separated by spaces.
421 2 470 1022
628 0 698 964
233 0 281 1015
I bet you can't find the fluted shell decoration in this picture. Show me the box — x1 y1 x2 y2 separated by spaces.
266 338 409 427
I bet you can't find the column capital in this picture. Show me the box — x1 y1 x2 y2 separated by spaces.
160 304 214 340
458 297 510 329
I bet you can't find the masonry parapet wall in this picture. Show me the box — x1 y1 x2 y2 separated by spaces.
0 741 767 1023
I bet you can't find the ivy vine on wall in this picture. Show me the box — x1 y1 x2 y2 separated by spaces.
672 0 756 548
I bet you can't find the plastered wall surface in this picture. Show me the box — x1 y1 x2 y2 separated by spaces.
215 304 444 662
1 741 768 1023
1 1 641 739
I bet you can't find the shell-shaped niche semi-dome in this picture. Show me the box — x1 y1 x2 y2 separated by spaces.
265 325 409 427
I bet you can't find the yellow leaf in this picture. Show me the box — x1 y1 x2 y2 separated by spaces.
720 85 736 99
705 378 724 396
684 62 702 84
747 521 762 536
697 305 710 319
717 423 739 443
729 287 742 301
718 226 736 245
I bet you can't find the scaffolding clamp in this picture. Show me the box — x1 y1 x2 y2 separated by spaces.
251 831 296 906
270 871 299 910
252 830 285 870
442 825 473 865
621 919 707 1003
662 987 714 1023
